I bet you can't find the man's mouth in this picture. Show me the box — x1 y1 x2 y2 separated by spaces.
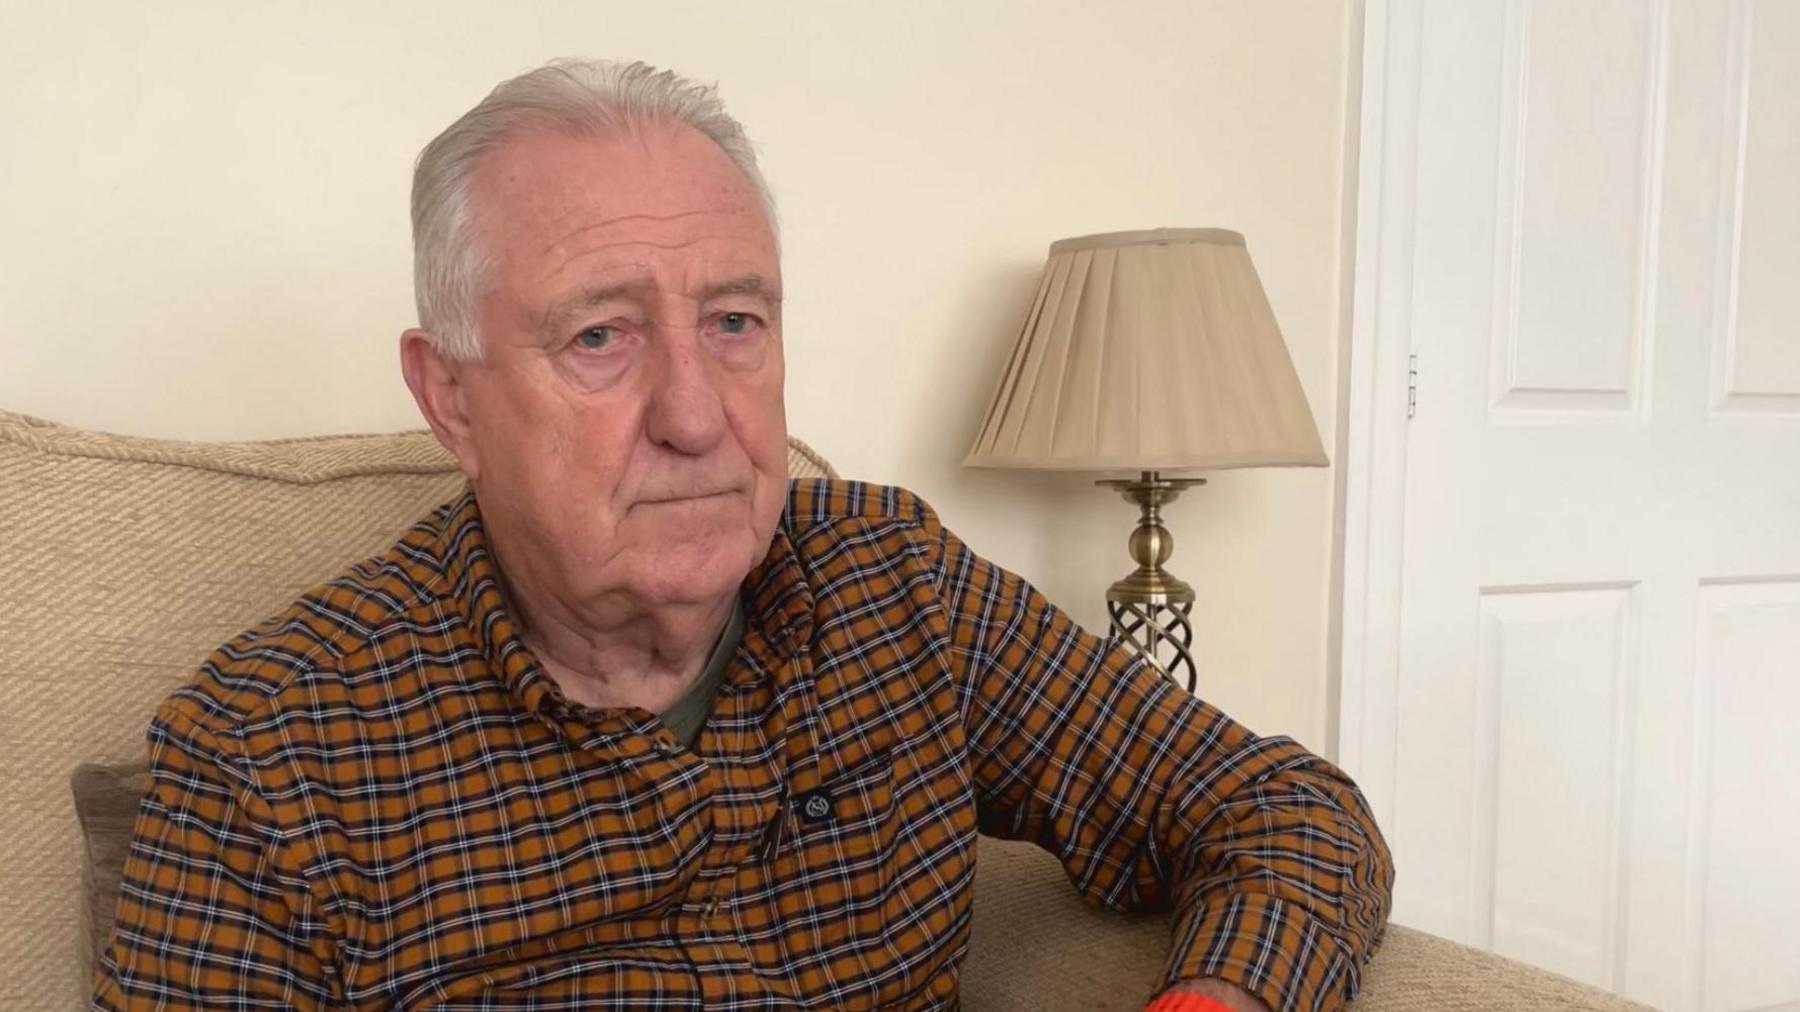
637 489 738 506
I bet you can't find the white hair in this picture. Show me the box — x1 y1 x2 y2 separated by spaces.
410 58 777 361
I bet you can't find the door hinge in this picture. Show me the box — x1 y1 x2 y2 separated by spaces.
1407 353 1418 419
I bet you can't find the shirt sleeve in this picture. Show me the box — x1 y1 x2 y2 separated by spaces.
918 498 1393 1012
93 701 337 1009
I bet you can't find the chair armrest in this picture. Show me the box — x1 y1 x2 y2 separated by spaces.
964 837 1653 1011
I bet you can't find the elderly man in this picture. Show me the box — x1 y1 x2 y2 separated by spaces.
96 60 1391 1011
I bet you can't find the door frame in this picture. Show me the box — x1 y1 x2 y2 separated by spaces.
1331 0 1415 834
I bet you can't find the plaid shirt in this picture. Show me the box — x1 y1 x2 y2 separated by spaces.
96 481 1391 1010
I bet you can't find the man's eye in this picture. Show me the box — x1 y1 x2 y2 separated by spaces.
718 313 756 335
575 326 615 350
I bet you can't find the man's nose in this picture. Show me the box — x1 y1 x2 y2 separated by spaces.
643 329 727 456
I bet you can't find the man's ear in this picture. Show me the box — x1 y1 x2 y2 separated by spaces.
400 328 481 481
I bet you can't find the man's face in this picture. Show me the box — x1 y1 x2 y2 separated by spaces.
440 124 787 616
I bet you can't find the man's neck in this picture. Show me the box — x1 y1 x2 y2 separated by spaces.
503 572 738 715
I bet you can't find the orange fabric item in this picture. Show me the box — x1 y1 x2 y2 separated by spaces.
1145 990 1236 1012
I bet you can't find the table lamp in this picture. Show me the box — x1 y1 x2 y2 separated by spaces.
963 228 1327 691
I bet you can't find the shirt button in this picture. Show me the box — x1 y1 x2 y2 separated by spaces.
655 740 682 757
701 897 719 917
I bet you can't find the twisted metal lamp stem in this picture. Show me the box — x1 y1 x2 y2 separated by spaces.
1096 471 1205 692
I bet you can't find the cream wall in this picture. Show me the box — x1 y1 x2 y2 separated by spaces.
0 1 1354 749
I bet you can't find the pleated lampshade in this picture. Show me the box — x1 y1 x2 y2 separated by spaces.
963 228 1327 472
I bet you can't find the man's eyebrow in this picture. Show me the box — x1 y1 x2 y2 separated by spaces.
537 274 781 336
539 279 652 334
701 275 781 301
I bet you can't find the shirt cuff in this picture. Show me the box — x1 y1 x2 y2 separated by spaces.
1165 893 1364 1012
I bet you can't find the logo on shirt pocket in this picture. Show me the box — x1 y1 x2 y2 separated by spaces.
764 750 896 860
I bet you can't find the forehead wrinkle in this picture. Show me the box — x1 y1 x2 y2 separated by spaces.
541 233 773 295
564 235 767 255
537 208 759 260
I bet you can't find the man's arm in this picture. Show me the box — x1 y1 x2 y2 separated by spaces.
95 702 336 1009
918 498 1392 1012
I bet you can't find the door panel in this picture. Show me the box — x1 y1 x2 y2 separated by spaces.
1492 0 1662 415
1478 585 1635 986
1720 0 1800 413
1693 581 1800 1011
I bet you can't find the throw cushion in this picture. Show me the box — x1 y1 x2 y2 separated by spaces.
69 763 150 973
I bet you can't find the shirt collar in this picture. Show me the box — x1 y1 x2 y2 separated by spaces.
738 521 815 675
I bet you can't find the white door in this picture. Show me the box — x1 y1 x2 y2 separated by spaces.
1339 1 1800 1009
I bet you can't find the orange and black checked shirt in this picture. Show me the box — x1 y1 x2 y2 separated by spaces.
96 481 1392 1010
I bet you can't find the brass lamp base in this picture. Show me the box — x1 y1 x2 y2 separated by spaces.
1097 471 1204 692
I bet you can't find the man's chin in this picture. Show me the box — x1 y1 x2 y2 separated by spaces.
626 537 763 606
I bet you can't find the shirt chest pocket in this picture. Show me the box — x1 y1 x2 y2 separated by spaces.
772 749 897 882
762 749 903 996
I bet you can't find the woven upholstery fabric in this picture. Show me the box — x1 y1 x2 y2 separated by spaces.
0 409 832 1008
965 838 1653 1012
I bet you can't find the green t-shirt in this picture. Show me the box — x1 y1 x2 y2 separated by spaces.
658 600 745 748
